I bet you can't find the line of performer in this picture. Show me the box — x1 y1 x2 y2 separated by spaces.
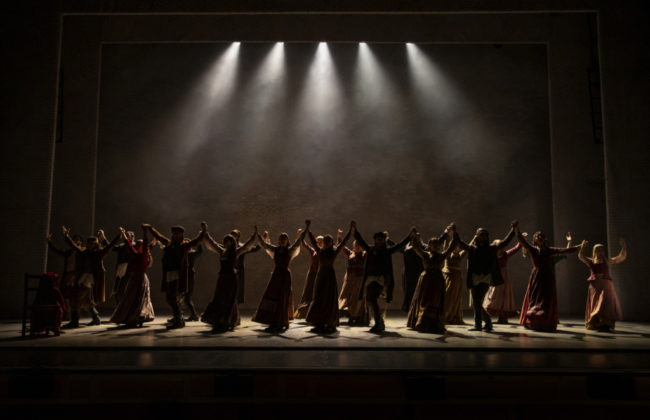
37 218 627 336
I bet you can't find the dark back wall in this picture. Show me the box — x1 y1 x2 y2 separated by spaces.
2 1 648 320
93 42 550 311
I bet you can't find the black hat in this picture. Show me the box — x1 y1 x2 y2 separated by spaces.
171 226 185 233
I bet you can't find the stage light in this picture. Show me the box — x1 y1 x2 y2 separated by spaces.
293 41 343 137
239 42 286 142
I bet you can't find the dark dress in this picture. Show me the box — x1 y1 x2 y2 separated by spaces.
518 237 578 331
201 248 240 329
306 230 350 329
110 240 155 326
407 238 456 334
400 245 425 312
252 232 304 329
294 240 319 319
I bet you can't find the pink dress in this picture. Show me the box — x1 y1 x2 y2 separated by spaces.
483 243 521 318
585 261 622 329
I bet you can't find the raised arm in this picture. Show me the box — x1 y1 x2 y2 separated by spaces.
496 220 517 250
440 231 460 258
333 222 353 256
302 236 316 256
47 234 68 256
145 224 170 246
353 227 370 251
203 232 225 255
388 226 416 254
289 226 308 259
62 226 84 253
256 229 277 258
609 238 627 265
100 230 123 258
578 240 591 267
505 242 522 257
411 235 428 261
236 229 258 258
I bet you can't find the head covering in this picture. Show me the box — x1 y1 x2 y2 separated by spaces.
373 231 387 239
171 226 185 233
476 228 489 235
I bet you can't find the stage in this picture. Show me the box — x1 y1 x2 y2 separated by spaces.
1 312 649 417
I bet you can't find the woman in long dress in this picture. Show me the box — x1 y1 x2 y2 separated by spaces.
407 226 457 334
305 221 353 334
578 238 627 332
516 226 581 331
252 222 308 333
293 234 323 319
110 226 155 328
201 223 256 333
442 242 467 325
338 239 368 326
483 240 521 324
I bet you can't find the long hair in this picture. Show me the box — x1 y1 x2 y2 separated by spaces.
592 244 606 260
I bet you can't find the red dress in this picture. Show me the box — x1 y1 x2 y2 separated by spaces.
519 243 576 331
110 240 155 326
585 261 622 329
407 250 447 333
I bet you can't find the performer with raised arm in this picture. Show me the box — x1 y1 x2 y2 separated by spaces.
483 239 522 324
515 225 581 331
109 230 136 304
305 222 353 333
110 226 155 328
338 229 369 326
201 223 256 333
62 226 121 327
354 224 416 333
46 231 84 324
144 223 205 329
407 224 458 334
456 221 518 332
294 233 323 319
230 229 261 304
252 221 308 333
442 240 467 325
578 238 627 332
398 236 426 313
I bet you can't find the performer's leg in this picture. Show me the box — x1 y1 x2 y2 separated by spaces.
366 282 384 333
183 293 199 321
166 283 184 328
470 286 483 331
88 305 101 326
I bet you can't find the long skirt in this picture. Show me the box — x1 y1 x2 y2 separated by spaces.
252 268 294 328
306 267 340 328
338 271 369 324
293 269 317 319
519 268 558 331
484 271 518 319
585 277 622 330
407 270 446 333
201 271 240 329
110 272 155 326
442 268 464 324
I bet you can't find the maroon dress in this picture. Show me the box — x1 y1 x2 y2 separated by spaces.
519 238 578 331
585 261 622 330
252 233 304 329
294 240 319 319
306 230 350 329
110 240 155 326
201 248 240 329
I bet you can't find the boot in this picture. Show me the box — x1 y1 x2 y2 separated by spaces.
369 318 385 333
167 317 185 330
87 307 101 326
62 311 80 329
